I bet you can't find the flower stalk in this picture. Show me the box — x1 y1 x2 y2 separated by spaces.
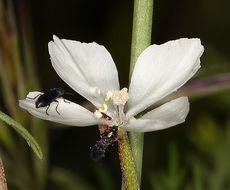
118 129 139 190
129 0 154 78
119 0 153 188
129 0 153 184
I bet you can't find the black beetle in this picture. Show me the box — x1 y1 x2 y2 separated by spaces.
27 88 68 115
90 126 118 161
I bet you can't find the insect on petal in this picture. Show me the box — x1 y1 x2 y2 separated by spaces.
19 92 98 127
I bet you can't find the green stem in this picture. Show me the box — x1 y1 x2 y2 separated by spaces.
129 0 153 185
129 0 153 79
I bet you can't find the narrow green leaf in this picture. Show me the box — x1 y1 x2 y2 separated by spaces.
0 111 43 159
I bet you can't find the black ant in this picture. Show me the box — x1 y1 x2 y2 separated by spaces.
27 88 70 115
90 126 118 161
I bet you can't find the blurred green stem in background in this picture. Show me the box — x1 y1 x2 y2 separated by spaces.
17 1 49 187
129 0 153 185
0 0 48 189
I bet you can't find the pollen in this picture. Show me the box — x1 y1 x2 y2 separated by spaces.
99 103 108 113
105 96 110 101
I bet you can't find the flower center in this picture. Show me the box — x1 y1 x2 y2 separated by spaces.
105 88 129 106
93 88 130 127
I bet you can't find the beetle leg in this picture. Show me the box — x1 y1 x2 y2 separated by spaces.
53 100 60 115
45 105 50 115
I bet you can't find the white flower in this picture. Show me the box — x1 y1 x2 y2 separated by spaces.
19 36 204 132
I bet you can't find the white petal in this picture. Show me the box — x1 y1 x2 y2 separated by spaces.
19 92 98 127
48 35 120 109
123 97 189 132
127 38 204 118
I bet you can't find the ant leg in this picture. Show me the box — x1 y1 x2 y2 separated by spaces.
26 94 41 100
53 100 60 115
45 105 50 115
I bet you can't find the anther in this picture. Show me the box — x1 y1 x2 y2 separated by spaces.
105 96 110 101
99 104 108 113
